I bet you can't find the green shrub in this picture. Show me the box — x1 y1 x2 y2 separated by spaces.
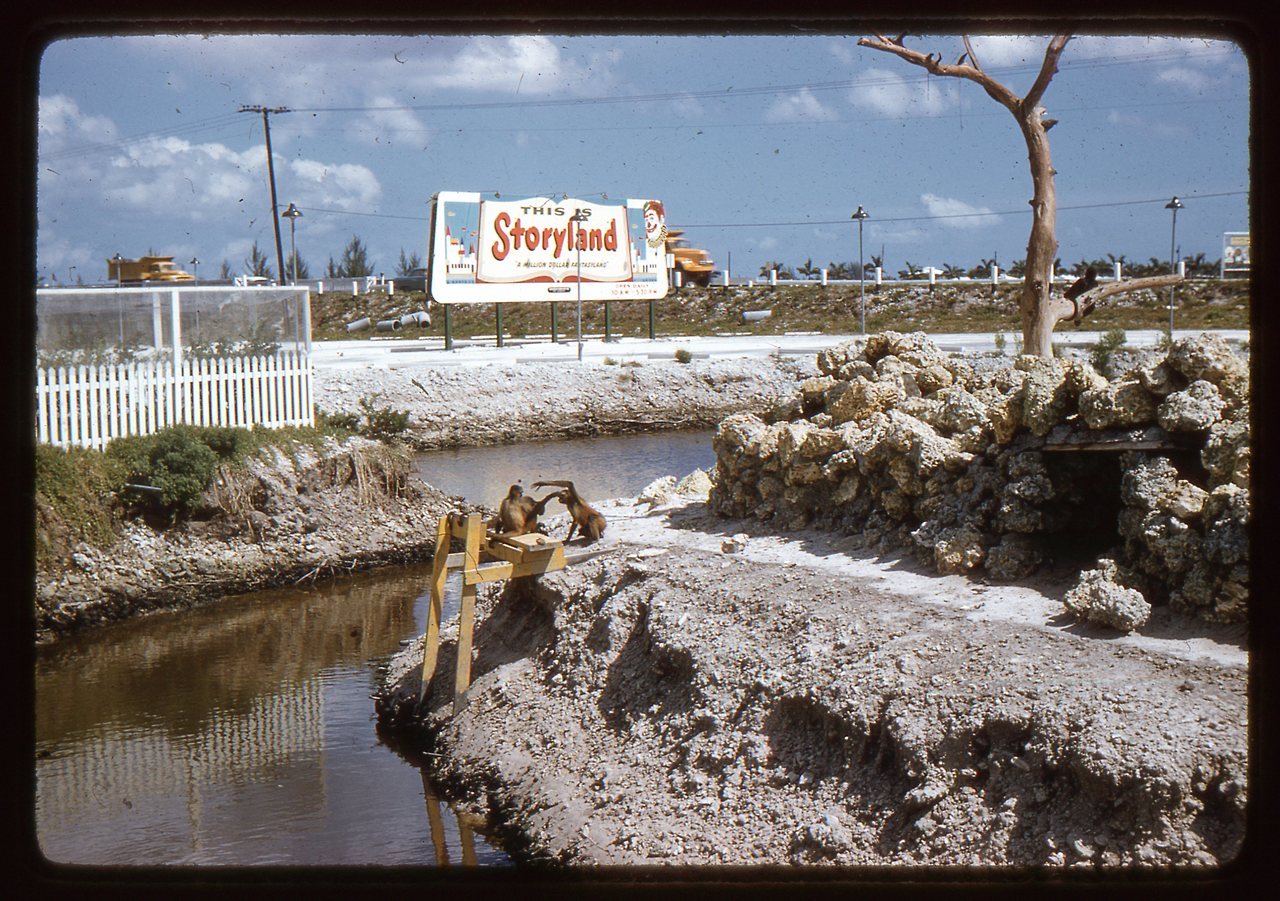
131 426 219 515
198 425 254 460
317 408 361 434
993 333 1007 355
358 396 411 441
1090 328 1128 375
674 347 694 364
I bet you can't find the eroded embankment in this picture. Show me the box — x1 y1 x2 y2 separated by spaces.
34 437 475 643
312 355 812 449
376 531 1246 868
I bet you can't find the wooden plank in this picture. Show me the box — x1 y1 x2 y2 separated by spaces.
417 514 452 706
453 513 483 715
1042 423 1189 453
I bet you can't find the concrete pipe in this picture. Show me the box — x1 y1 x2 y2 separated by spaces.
345 317 372 332
399 311 431 328
375 318 403 331
742 309 773 323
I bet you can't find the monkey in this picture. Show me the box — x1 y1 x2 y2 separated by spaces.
532 480 607 543
490 483 558 536
1065 266 1099 323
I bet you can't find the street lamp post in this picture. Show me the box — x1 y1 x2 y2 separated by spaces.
111 253 124 347
281 203 303 285
851 206 869 336
189 257 200 283
570 211 585 362
1165 196 1183 338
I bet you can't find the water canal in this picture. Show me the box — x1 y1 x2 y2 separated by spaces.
35 430 716 867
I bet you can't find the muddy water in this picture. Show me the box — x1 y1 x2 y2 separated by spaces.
35 430 716 867
413 429 716 507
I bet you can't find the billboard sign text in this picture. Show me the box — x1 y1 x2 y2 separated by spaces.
428 192 670 303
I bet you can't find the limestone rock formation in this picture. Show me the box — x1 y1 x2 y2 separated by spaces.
710 331 1250 627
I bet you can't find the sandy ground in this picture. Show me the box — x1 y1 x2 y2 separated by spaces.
376 489 1248 869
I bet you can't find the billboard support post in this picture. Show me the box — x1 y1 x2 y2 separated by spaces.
648 301 656 340
444 305 453 351
569 209 585 362
605 302 612 342
495 303 504 348
551 303 559 343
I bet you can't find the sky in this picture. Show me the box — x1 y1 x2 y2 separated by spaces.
34 29 1251 286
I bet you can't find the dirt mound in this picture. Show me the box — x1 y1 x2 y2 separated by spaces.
376 530 1246 867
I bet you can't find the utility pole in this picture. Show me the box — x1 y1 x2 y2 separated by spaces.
240 105 290 285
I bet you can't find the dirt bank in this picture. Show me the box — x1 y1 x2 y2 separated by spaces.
375 489 1247 869
312 353 812 449
35 354 813 643
34 437 474 644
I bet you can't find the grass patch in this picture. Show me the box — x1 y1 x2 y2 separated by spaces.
35 419 363 570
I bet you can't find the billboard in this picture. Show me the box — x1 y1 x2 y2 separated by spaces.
428 192 670 303
1222 232 1250 273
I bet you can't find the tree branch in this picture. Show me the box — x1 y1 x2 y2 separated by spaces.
1049 274 1185 325
1023 33 1072 113
962 35 983 74
857 34 1020 111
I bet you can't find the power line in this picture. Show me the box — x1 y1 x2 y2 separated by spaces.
681 190 1249 228
40 46 1238 158
41 112 246 162
284 47 1232 116
274 95 1240 139
294 189 1247 228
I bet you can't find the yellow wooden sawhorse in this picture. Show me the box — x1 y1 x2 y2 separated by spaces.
418 512 567 715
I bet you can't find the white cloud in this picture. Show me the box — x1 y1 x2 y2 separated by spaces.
965 35 1052 67
37 94 383 273
669 95 705 119
920 193 998 229
765 88 836 123
411 35 605 96
851 67 951 117
1105 109 1188 139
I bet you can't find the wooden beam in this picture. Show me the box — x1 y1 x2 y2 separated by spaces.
453 512 483 715
418 514 452 705
1042 424 1194 452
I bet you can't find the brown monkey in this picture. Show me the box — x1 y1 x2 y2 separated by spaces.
1065 266 1099 322
491 483 558 535
533 480 607 543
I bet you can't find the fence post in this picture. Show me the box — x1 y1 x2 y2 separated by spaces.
820 269 828 286
1113 261 1122 281
875 267 883 286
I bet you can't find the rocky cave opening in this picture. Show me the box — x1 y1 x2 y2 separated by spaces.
1041 450 1126 568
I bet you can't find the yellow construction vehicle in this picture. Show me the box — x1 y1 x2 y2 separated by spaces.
664 230 716 287
106 255 196 284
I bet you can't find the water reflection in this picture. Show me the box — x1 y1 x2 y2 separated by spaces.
36 430 718 866
415 429 715 505
35 565 506 867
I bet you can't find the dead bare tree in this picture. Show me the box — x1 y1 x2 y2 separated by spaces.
858 33 1182 357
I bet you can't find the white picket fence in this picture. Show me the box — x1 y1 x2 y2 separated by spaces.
35 350 314 451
